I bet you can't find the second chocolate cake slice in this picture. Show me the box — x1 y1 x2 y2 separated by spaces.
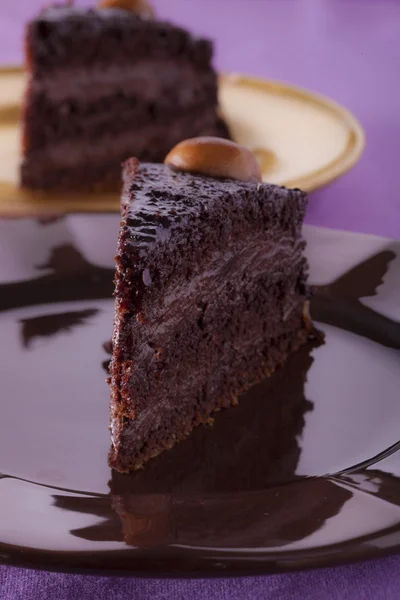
109 140 310 472
21 4 229 191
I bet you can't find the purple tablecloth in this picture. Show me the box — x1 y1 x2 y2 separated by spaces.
1 0 399 598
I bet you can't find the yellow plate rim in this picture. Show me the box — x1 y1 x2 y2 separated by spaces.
219 73 366 193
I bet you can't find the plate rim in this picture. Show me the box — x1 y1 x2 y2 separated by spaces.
219 73 366 193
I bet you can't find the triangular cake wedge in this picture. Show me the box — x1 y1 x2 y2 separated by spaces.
109 138 310 472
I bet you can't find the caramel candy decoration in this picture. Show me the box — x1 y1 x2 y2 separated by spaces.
164 137 262 183
98 0 155 18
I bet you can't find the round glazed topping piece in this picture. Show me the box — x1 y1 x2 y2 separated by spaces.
164 137 262 183
97 0 155 18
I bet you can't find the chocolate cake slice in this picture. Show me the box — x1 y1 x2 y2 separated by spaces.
20 3 229 191
109 138 310 473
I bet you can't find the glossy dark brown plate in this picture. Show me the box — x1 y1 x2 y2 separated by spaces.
0 215 399 577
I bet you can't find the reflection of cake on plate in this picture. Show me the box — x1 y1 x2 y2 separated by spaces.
111 341 318 494
20 2 229 192
109 137 311 473
110 478 352 550
52 478 352 551
54 338 353 552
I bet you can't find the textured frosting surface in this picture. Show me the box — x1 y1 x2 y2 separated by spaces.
121 160 306 250
28 5 213 69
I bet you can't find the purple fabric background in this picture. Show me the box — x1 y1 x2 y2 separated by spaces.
1 0 400 598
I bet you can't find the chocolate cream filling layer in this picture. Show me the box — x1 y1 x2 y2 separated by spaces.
21 110 221 189
24 95 218 148
29 60 217 104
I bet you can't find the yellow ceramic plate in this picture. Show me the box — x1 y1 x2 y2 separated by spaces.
0 67 365 216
